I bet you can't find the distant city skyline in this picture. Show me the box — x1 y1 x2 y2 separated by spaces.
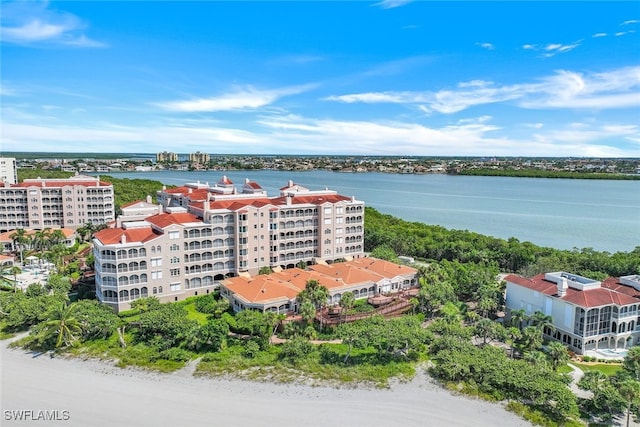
1 1 638 157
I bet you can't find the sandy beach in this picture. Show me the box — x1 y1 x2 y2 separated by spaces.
1 339 531 427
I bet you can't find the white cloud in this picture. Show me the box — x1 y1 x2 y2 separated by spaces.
476 42 495 50
622 20 638 25
0 3 105 48
521 41 581 57
372 0 413 9
592 33 607 38
2 113 637 157
157 84 315 112
325 66 640 113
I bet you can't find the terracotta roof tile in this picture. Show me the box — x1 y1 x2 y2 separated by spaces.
145 212 202 228
506 274 639 308
94 227 160 245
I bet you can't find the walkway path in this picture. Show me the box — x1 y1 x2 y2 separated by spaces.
567 363 593 399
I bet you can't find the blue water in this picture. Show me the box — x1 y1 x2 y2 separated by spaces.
103 170 640 253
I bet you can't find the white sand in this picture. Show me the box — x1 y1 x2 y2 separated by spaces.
1 340 531 427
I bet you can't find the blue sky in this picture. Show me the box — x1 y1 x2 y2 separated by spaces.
1 1 639 156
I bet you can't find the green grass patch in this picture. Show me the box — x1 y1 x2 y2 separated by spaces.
572 362 622 376
181 301 209 325
557 364 574 374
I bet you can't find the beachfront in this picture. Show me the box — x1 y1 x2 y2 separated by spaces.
1 338 531 427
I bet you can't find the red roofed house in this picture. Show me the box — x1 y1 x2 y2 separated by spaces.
505 272 640 355
0 174 114 232
220 259 418 314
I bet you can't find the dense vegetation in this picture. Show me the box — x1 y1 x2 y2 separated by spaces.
456 168 640 180
365 207 640 277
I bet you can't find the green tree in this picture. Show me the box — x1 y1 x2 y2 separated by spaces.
39 302 82 349
509 308 528 330
370 245 399 262
73 300 120 340
530 310 555 334
623 346 640 380
618 379 640 427
546 341 570 371
338 291 355 323
519 326 543 353
182 319 229 352
130 296 161 313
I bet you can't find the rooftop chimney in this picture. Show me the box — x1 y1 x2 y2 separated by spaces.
146 195 152 204
121 234 127 244
557 277 568 297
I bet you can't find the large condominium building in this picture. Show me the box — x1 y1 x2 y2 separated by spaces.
189 151 210 164
0 158 17 185
93 176 365 312
0 175 115 233
156 151 178 163
505 272 640 355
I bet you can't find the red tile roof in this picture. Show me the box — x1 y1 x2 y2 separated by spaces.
205 198 273 211
94 227 160 245
602 277 640 299
272 194 351 206
348 258 417 278
246 182 262 189
505 274 639 308
145 212 202 228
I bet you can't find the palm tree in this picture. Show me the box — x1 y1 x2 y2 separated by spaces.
519 325 543 353
530 310 555 335
506 326 522 358
546 341 570 370
338 291 355 324
509 308 528 330
41 302 82 349
9 228 28 262
524 350 548 368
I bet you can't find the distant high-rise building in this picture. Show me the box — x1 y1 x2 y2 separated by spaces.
189 151 210 164
0 157 17 185
156 151 178 163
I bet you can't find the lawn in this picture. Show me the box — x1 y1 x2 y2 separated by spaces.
182 301 209 325
572 362 622 376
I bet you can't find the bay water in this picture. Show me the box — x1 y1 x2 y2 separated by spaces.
104 170 639 253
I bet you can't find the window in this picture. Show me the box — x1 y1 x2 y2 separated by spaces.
171 257 180 264
168 231 179 239
336 237 343 244
336 228 343 234
324 239 331 244
324 207 332 214
239 226 247 232
158 286 163 293
324 218 331 225
336 207 343 214
170 244 179 251
170 283 180 292
336 217 343 224
151 271 163 280
151 258 162 267
170 268 180 277
153 287 157 294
